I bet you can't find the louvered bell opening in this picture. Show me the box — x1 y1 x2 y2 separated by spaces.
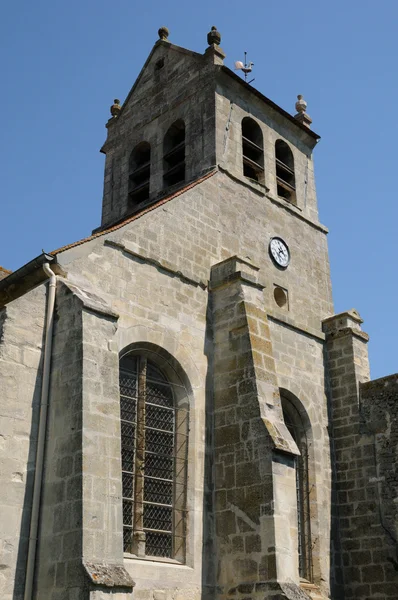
275 140 296 202
163 121 185 188
129 142 151 206
242 117 264 184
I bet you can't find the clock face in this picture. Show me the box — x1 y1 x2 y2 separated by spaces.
269 237 290 268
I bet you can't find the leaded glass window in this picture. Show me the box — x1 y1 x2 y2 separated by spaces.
120 352 188 561
282 397 313 581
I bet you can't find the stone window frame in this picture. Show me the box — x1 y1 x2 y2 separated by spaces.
275 139 297 204
119 344 190 564
281 391 315 582
241 116 265 185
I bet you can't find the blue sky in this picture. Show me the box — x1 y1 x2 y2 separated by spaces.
1 1 397 379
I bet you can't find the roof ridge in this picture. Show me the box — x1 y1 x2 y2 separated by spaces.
51 169 217 256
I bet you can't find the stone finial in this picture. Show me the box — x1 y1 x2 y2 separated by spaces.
295 94 307 114
207 25 221 46
158 26 169 41
294 94 312 128
110 99 121 118
205 26 225 65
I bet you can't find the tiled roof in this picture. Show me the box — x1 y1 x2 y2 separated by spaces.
51 170 216 256
0 266 12 281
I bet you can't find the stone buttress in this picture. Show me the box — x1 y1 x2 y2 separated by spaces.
210 256 312 600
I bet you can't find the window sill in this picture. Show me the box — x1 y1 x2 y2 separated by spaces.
218 163 268 196
123 553 191 568
270 193 302 212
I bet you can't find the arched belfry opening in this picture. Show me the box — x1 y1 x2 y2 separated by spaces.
163 120 186 188
275 139 296 202
241 117 264 184
129 141 151 206
281 394 313 581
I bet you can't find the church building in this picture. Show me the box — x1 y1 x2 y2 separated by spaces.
0 25 397 600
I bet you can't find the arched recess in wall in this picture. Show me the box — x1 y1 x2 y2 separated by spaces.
119 342 191 563
280 389 314 582
129 142 151 206
275 139 296 203
241 117 265 184
163 119 186 188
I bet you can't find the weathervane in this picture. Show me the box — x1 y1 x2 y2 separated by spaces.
234 52 255 84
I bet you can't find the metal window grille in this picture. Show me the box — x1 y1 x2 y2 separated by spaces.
120 354 188 560
283 402 313 581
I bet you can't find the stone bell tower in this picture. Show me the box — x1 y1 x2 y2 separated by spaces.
96 24 334 600
4 22 380 600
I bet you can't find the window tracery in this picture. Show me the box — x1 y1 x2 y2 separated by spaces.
120 352 189 561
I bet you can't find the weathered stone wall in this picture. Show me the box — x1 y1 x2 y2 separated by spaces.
324 311 398 599
268 319 331 595
2 52 333 597
358 375 398 597
53 165 332 597
0 286 46 600
210 256 302 600
100 41 217 228
35 281 86 597
215 73 319 226
35 280 132 599
323 311 370 600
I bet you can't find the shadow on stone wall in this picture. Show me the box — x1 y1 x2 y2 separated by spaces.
12 311 46 599
323 344 345 600
201 294 216 600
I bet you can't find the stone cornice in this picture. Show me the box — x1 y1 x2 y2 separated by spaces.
105 240 207 289
267 193 329 234
60 279 119 320
268 311 326 342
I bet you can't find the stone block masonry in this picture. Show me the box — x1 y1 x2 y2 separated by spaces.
0 286 47 600
1 24 379 600
324 310 398 599
35 280 133 599
210 256 308 600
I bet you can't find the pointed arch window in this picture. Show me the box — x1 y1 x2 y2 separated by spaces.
119 352 189 561
282 396 313 581
275 140 296 203
129 142 151 205
242 117 264 184
163 120 185 187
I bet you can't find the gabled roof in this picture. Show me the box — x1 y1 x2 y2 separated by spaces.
109 39 203 125
106 38 319 143
0 170 216 307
